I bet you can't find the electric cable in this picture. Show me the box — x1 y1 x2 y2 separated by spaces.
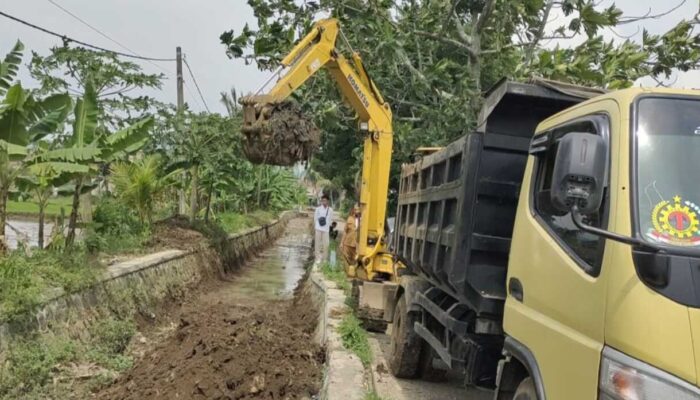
0 9 175 61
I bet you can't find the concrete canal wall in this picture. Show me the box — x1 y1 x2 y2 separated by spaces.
0 211 295 349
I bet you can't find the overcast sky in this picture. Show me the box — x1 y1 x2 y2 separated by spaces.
0 0 698 115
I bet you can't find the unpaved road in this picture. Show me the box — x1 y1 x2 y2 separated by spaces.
98 217 325 400
368 333 494 400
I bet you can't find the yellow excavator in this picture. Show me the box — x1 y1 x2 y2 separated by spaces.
241 18 398 323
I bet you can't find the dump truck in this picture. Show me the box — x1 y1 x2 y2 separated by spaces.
385 78 700 400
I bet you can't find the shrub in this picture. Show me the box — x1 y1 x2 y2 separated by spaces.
92 197 143 236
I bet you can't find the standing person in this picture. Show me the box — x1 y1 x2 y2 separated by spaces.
341 204 360 266
314 195 333 263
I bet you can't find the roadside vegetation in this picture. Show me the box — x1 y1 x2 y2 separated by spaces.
0 316 137 399
0 40 310 399
0 41 307 320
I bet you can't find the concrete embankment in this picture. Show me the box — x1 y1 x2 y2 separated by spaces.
0 211 294 349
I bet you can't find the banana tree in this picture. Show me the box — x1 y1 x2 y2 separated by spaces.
16 160 89 248
0 84 72 237
35 80 154 247
0 41 72 246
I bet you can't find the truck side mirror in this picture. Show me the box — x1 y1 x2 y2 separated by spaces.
550 132 606 215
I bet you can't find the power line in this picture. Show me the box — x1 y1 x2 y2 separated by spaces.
184 82 205 110
47 0 138 56
0 9 175 62
43 0 177 88
183 56 211 112
3 8 210 112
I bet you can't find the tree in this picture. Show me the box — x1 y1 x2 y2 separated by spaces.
29 46 163 129
222 0 700 201
32 79 154 247
110 155 173 226
0 77 71 239
16 161 88 248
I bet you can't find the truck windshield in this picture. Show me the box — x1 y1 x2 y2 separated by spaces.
637 97 700 248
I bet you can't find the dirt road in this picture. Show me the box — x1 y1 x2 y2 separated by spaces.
369 330 494 400
98 217 324 400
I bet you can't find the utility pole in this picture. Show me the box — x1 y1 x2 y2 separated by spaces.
176 46 187 215
176 46 184 112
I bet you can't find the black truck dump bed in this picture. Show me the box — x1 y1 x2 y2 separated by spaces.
393 79 604 318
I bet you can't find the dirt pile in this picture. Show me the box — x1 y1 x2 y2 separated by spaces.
147 216 208 251
98 291 324 400
241 100 320 166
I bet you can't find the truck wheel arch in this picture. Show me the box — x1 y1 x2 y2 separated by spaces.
384 275 430 323
496 336 546 400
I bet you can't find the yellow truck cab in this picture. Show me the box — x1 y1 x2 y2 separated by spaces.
386 80 700 399
504 87 700 399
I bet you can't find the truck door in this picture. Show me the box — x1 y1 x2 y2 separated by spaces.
504 109 617 399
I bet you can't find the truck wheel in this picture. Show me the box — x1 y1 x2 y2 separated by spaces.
514 377 537 400
388 294 422 378
418 346 447 382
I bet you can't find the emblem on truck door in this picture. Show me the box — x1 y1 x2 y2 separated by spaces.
649 195 700 246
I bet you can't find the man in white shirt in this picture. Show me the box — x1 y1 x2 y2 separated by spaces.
314 195 333 263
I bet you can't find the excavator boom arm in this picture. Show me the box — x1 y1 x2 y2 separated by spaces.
250 18 393 277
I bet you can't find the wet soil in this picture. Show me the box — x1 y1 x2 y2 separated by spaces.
147 216 209 252
241 100 320 166
97 217 324 400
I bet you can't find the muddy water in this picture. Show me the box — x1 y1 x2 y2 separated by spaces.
4 218 53 250
201 217 313 304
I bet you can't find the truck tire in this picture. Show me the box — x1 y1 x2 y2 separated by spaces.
388 294 422 378
514 377 537 400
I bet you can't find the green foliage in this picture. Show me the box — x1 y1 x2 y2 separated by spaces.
92 197 142 235
0 336 77 396
111 155 171 225
216 210 277 233
29 46 163 129
223 0 700 203
0 317 135 398
365 391 386 400
0 40 23 96
90 317 136 355
338 313 373 366
0 250 100 322
321 262 350 293
7 196 72 216
87 197 148 254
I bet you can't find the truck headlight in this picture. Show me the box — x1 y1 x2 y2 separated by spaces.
599 347 700 400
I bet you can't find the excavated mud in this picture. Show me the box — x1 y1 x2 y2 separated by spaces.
99 293 322 400
97 217 323 400
241 101 320 166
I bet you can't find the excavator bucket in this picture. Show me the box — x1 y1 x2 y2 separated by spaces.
239 96 321 166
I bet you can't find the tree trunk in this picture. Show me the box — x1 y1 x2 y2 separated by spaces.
204 183 213 223
189 164 199 222
256 168 263 207
38 202 45 250
0 188 7 245
65 179 82 248
178 189 187 215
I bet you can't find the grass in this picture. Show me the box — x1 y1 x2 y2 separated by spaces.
7 197 73 217
0 316 136 399
0 249 102 323
84 229 150 256
216 210 277 233
338 313 373 366
321 261 351 293
365 391 387 400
